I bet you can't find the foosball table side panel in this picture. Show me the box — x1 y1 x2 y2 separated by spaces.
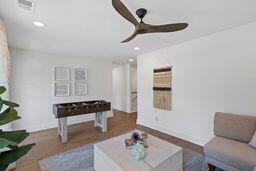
53 101 111 118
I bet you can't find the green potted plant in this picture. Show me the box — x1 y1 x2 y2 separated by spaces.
0 86 35 171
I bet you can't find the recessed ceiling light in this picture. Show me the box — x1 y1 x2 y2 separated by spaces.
129 59 134 62
33 21 44 27
134 47 140 51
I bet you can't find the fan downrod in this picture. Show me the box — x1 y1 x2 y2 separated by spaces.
136 8 147 22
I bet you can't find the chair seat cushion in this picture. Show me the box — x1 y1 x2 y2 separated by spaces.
204 136 256 171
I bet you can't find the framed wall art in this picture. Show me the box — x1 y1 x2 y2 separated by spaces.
53 67 88 97
74 82 88 96
54 83 70 97
54 67 70 81
153 67 172 111
75 68 87 81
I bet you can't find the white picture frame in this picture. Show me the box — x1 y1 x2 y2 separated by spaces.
75 82 88 96
75 68 87 81
55 67 70 81
54 83 70 97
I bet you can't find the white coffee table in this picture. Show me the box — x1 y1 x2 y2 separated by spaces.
94 130 183 171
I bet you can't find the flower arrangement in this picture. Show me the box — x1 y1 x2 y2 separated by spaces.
124 132 149 160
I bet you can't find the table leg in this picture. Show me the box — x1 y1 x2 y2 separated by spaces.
102 112 107 132
208 164 216 171
58 118 67 144
95 112 99 127
58 118 61 135
94 112 107 132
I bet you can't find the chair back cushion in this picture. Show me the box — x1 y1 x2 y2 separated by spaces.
214 112 256 143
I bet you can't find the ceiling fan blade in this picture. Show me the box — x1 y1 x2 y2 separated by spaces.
121 31 138 43
112 0 138 27
145 23 188 33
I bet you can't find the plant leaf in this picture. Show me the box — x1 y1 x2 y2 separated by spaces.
0 87 6 95
0 144 35 165
0 138 17 149
0 130 29 145
0 97 3 112
0 108 21 126
0 107 11 115
2 101 19 108
0 164 8 171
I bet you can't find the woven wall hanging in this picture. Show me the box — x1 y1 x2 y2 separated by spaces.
153 67 172 111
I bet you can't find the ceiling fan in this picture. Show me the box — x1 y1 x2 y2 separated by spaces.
112 0 188 43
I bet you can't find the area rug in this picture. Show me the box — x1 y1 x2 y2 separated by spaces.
39 144 218 171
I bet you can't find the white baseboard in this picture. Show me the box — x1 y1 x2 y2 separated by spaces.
137 119 208 146
14 113 113 133
112 107 133 114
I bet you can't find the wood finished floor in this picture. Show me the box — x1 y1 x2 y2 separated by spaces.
16 109 203 171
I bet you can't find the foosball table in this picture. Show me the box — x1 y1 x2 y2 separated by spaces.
53 100 111 143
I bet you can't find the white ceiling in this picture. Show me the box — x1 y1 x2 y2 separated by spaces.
0 0 256 61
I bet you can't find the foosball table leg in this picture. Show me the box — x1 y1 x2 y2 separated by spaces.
58 117 68 144
94 112 107 132
94 112 99 127
102 112 107 132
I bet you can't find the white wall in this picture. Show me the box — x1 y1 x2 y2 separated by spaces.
10 48 113 132
112 63 131 113
137 22 256 146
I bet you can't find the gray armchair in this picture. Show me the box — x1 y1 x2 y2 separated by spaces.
204 112 256 171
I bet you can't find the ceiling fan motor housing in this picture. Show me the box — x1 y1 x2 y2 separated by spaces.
136 8 147 19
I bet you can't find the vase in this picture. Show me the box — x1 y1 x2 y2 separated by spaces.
131 142 146 161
